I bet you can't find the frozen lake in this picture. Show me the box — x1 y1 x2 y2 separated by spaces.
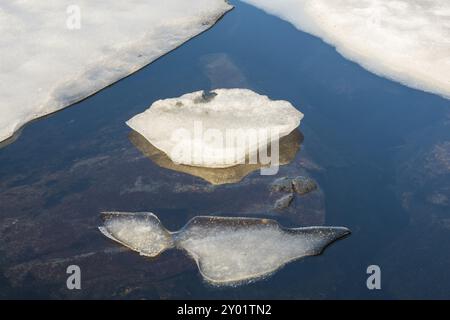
0 1 449 299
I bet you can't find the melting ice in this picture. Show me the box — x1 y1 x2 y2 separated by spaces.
0 0 233 143
126 89 304 168
99 212 350 285
99 212 174 257
242 0 450 99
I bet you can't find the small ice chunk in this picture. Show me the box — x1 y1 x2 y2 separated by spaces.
177 217 349 285
126 89 304 168
99 212 350 285
99 212 173 257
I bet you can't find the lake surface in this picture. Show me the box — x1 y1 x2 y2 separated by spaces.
0 0 449 299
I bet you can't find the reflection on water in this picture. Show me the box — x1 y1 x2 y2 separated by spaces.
129 129 303 185
100 212 350 286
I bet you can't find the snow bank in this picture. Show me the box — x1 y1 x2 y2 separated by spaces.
0 0 232 143
126 89 303 168
99 212 350 285
242 0 450 98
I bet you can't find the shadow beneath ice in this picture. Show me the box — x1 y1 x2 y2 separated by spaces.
128 129 304 185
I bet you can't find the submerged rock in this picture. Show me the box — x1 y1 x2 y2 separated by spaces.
126 88 303 168
270 176 318 212
274 193 294 211
99 212 350 286
270 177 294 193
292 176 318 195
271 176 317 195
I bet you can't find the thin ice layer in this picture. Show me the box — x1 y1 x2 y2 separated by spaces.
0 0 233 143
99 212 350 285
177 217 349 285
242 0 450 98
126 89 304 168
99 212 173 257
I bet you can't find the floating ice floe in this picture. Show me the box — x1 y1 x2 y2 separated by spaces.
128 128 303 185
126 89 304 169
242 0 450 99
99 212 350 285
0 0 233 143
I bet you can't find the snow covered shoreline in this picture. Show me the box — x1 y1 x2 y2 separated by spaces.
0 0 233 143
242 0 450 99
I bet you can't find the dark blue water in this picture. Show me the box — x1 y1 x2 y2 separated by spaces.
0 1 449 299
